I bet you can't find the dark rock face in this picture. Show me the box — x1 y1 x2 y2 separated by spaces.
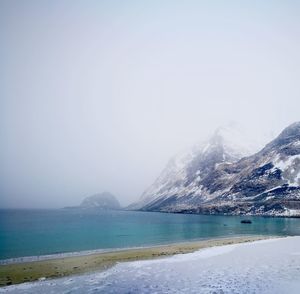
134 122 300 217
228 163 283 197
80 192 121 210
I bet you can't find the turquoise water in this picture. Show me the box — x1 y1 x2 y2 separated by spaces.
0 209 300 260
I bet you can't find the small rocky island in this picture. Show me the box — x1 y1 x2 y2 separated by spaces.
80 192 121 210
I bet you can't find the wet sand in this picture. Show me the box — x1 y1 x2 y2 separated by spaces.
0 235 276 287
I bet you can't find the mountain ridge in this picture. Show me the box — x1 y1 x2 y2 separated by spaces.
130 122 300 216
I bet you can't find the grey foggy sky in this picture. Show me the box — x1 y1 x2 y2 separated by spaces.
0 0 299 208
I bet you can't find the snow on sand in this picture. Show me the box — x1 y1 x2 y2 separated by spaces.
1 237 300 294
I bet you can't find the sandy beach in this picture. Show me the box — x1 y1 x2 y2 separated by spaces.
0 235 270 287
2 235 300 293
90 236 300 294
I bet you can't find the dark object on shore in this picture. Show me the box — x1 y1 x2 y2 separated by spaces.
241 220 252 224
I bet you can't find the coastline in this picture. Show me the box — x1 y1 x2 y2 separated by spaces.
0 233 273 266
0 235 277 287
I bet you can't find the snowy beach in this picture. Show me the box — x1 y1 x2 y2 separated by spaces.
1 236 300 293
0 236 266 286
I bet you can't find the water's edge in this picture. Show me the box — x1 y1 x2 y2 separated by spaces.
0 234 271 265
0 235 279 288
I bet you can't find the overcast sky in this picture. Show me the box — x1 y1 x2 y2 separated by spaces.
0 0 299 208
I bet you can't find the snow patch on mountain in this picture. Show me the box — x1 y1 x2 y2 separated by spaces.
273 154 300 186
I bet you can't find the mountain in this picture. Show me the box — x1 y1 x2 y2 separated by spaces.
80 192 121 210
129 124 260 210
131 122 300 217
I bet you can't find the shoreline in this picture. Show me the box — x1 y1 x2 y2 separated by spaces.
0 235 277 287
0 234 270 266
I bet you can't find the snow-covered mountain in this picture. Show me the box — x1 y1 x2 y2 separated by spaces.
130 122 300 216
129 124 262 210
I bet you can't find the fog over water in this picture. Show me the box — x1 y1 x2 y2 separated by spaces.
0 1 300 208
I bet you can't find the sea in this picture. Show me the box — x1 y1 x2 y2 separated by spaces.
0 208 300 262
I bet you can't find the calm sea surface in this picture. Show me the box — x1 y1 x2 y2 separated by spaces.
0 209 300 260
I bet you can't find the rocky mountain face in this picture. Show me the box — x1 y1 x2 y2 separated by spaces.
129 125 258 210
131 122 300 217
80 192 121 210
